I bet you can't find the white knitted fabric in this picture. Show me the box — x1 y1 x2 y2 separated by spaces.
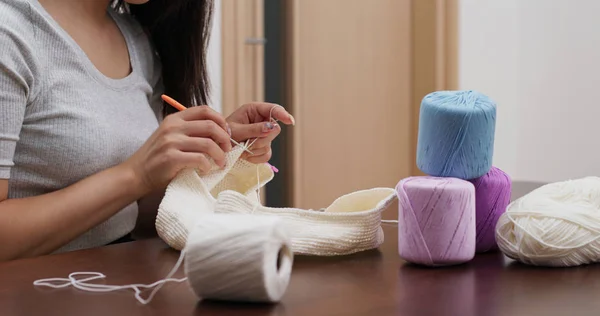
156 144 274 250
156 143 398 256
214 188 397 256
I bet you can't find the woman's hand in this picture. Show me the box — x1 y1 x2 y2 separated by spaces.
226 103 295 164
123 106 232 194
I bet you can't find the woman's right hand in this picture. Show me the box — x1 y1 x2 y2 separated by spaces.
123 106 232 194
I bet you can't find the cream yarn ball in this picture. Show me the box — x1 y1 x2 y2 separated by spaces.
496 176 600 267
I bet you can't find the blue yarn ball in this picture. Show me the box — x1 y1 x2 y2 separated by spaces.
416 90 496 180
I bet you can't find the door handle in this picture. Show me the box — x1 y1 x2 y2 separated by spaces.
245 37 267 45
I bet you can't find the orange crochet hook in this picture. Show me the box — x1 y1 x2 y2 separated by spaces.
160 94 258 157
161 94 187 111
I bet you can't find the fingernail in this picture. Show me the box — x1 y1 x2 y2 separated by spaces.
264 122 275 132
290 115 296 126
267 163 279 173
226 123 232 136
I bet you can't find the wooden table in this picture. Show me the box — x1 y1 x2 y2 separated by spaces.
1 225 600 316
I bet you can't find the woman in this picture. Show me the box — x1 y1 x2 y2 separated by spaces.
0 0 294 261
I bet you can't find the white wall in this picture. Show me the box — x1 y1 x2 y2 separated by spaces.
207 0 222 113
459 0 600 183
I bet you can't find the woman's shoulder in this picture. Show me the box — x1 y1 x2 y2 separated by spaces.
0 0 33 16
0 0 41 77
0 0 38 37
0 0 47 59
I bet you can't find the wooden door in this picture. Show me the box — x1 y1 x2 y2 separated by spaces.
285 0 413 209
220 0 457 209
285 0 457 209
221 0 264 116
221 0 266 201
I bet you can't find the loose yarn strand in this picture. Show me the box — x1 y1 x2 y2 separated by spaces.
33 250 188 305
136 249 187 304
247 104 281 205
256 164 262 205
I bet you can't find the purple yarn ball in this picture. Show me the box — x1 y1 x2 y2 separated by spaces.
396 176 476 266
468 166 511 253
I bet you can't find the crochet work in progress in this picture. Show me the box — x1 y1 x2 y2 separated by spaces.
215 188 396 256
156 144 397 255
156 145 274 250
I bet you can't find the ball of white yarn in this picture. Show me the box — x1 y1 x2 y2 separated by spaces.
496 176 600 267
184 214 294 302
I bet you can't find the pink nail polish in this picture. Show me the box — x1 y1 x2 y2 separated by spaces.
267 163 279 173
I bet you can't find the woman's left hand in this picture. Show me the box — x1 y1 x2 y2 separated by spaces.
226 102 295 164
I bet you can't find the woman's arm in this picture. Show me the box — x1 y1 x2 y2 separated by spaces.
0 105 232 262
0 164 147 260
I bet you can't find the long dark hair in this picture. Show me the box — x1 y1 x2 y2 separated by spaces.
113 0 214 115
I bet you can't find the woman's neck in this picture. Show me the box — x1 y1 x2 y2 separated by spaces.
38 0 112 24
